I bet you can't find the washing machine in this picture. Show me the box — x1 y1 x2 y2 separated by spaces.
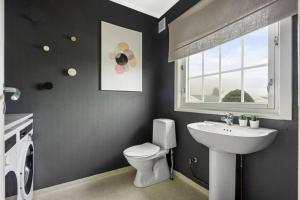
17 119 34 200
5 114 33 200
4 128 19 200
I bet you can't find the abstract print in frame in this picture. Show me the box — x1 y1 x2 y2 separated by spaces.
101 21 142 92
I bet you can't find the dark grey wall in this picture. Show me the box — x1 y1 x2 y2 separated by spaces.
157 1 298 200
5 0 299 199
5 0 159 189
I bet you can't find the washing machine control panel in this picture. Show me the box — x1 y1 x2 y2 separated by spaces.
5 135 16 153
20 123 33 140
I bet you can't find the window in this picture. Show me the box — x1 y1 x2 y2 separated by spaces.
186 27 269 104
175 18 292 120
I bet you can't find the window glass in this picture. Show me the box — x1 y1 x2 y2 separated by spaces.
204 47 219 75
188 78 202 103
244 67 268 103
204 75 219 102
221 38 242 71
189 53 202 77
244 27 268 67
221 71 242 102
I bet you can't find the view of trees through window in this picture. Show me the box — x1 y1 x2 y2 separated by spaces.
186 26 269 104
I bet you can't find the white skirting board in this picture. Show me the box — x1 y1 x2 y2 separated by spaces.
173 170 209 197
5 196 17 200
34 166 208 198
34 167 134 196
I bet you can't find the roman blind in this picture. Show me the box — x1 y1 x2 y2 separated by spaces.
168 0 297 62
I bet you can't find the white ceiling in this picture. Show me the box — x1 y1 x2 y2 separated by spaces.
109 0 179 18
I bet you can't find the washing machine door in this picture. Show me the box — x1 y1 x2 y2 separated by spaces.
18 141 34 200
5 171 18 199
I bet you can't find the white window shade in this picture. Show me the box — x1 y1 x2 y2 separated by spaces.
168 0 297 62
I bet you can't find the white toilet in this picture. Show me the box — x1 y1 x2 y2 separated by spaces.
123 119 176 187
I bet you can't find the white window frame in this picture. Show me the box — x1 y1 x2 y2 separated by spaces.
175 17 292 120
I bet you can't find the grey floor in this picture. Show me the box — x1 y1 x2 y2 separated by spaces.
34 170 208 200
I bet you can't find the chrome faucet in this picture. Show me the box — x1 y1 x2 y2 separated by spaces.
221 113 234 126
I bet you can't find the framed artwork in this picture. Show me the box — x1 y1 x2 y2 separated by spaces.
101 21 142 92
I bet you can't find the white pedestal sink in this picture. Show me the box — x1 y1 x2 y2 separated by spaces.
187 121 278 200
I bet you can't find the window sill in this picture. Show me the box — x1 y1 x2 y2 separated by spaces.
174 107 292 121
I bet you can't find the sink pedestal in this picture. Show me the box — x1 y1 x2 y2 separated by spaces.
209 150 236 200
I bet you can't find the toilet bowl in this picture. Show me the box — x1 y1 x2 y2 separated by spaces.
124 143 170 187
123 119 176 187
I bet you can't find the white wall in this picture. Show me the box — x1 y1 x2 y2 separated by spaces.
0 0 4 199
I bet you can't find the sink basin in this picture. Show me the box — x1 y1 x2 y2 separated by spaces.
187 121 278 154
187 121 278 200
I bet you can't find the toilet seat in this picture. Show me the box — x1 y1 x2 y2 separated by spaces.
124 143 160 158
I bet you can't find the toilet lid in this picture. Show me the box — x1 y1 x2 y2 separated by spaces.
124 143 160 158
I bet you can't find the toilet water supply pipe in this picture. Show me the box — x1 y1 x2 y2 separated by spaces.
170 149 174 180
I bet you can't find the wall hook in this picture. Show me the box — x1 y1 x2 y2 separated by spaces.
63 68 77 77
37 82 53 90
42 45 50 52
70 36 78 42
